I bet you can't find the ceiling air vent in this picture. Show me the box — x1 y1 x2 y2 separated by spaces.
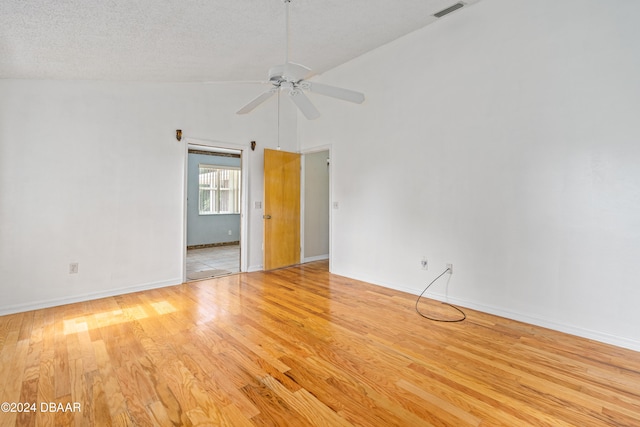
434 2 464 18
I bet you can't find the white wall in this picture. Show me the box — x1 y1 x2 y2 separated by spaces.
0 79 297 314
299 0 640 350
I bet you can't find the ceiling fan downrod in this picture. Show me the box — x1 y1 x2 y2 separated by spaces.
284 0 291 64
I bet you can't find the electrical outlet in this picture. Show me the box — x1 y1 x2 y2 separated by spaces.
228 230 232 235
69 263 79 274
421 257 428 270
446 263 453 274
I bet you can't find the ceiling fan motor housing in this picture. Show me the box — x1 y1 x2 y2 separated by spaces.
268 62 310 85
268 65 287 84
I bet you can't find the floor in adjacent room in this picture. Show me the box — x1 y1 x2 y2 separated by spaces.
186 244 240 280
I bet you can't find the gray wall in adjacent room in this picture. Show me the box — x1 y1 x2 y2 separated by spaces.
187 152 241 247
304 150 330 259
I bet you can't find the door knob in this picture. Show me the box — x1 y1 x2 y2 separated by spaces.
263 214 272 219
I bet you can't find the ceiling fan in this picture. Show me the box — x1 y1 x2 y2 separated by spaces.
236 0 365 120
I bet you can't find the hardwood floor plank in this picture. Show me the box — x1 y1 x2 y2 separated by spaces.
0 330 20 396
395 379 481 427
1 337 29 400
402 364 540 426
287 361 420 427
1 260 640 426
92 339 130 423
219 320 292 374
261 375 353 427
16 378 38 427
447 342 638 425
146 378 185 425
219 402 256 427
72 359 95 426
84 368 112 426
240 380 310 426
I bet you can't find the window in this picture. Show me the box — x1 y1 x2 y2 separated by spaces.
199 165 241 214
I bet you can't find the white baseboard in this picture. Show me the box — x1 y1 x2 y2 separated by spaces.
303 254 329 263
0 278 183 316
440 295 640 353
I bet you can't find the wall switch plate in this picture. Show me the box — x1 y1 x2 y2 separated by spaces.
69 263 79 274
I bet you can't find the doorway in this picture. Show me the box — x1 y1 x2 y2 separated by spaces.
302 148 331 265
184 142 247 281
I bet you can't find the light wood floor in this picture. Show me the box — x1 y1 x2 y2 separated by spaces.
1 261 640 426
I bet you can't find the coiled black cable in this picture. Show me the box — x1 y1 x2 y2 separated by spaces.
415 267 466 322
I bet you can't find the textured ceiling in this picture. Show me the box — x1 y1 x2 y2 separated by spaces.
0 0 481 82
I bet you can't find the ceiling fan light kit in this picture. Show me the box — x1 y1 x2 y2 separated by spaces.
236 0 365 120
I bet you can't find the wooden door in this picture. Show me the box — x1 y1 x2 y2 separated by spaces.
264 149 301 270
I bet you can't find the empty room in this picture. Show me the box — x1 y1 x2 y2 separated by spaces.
1 0 640 425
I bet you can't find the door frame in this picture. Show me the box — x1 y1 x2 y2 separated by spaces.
301 144 333 271
182 137 250 281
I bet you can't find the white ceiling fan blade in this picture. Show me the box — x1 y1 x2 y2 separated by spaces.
288 90 321 120
304 81 365 104
236 88 277 115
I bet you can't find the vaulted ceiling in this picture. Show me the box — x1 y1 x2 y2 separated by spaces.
1 0 481 82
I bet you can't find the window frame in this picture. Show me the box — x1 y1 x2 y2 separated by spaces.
198 164 241 215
